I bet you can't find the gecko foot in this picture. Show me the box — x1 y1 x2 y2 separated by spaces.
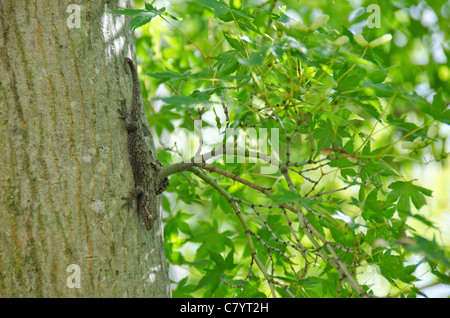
121 186 144 209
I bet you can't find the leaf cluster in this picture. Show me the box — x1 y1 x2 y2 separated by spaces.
111 0 449 298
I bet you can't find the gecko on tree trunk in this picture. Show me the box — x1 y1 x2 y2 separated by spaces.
118 57 169 230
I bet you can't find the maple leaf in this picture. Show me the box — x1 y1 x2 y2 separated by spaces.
386 181 432 217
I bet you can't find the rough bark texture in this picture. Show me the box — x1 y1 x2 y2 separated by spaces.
0 0 170 297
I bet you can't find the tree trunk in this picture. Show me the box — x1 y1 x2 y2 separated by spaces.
0 0 170 297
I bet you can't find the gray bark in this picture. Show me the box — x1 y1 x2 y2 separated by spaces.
0 0 170 297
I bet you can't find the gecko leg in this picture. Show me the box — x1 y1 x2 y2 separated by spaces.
121 186 144 209
117 99 138 131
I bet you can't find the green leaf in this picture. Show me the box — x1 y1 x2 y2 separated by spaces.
375 251 402 283
107 9 148 16
362 188 387 220
398 265 418 284
237 51 266 66
431 269 450 285
386 181 432 216
313 121 334 152
108 5 165 31
147 69 195 84
408 234 450 267
196 269 222 290
327 222 350 246
197 0 231 17
144 3 155 11
172 277 196 298
158 95 210 108
418 91 450 124
411 214 436 229
269 188 317 210
217 58 240 77
386 115 428 139
362 81 395 98
223 33 244 51
129 15 154 31
236 282 267 298
356 100 381 120
369 70 387 83
360 160 395 183
209 251 225 268
230 7 254 20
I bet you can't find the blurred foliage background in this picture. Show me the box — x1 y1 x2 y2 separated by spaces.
125 0 449 297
